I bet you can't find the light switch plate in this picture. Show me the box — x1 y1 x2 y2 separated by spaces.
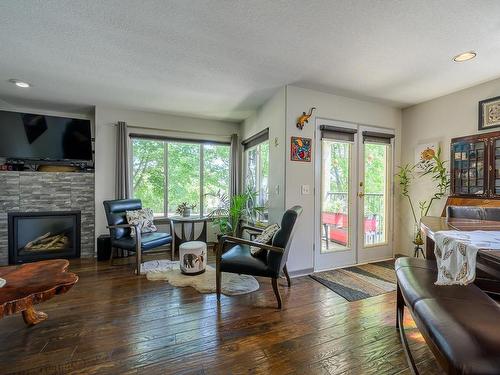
301 184 310 195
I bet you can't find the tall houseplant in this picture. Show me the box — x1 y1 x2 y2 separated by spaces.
206 188 264 236
396 147 450 246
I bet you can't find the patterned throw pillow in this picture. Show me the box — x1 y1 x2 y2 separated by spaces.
126 208 157 236
250 223 280 258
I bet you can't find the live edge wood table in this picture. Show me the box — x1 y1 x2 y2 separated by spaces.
0 259 78 326
421 216 500 295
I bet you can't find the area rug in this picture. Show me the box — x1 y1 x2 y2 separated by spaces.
140 259 179 275
310 259 396 302
143 260 260 296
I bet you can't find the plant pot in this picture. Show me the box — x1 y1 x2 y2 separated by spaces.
182 208 191 217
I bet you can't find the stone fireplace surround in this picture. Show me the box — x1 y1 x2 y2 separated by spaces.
0 171 94 265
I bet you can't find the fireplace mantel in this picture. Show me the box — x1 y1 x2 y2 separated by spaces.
0 172 94 264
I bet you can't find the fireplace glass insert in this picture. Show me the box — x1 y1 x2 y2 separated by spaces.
8 211 81 264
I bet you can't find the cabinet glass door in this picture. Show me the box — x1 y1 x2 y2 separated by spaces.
451 141 486 196
493 138 500 196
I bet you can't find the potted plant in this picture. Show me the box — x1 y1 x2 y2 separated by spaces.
396 147 450 253
206 188 265 237
176 202 196 217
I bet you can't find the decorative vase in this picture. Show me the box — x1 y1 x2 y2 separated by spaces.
412 222 425 258
182 208 191 217
413 222 424 246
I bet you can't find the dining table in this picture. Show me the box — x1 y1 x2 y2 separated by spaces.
420 216 500 295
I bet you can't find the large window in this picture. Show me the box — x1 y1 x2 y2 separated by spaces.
244 133 269 218
131 137 230 217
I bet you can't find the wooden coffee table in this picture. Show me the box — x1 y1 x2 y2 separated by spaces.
0 259 78 326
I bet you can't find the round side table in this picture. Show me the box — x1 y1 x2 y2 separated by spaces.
167 216 208 258
179 241 207 276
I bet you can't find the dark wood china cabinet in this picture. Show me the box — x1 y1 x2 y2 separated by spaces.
450 131 500 197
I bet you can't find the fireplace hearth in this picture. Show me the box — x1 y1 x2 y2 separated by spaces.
8 211 81 264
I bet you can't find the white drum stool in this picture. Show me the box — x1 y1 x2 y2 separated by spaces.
179 241 207 275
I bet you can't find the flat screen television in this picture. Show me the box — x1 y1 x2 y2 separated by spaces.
0 110 93 163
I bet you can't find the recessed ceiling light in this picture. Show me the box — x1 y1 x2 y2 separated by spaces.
8 79 32 88
453 51 477 62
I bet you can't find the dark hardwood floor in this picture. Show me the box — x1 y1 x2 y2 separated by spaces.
0 255 443 375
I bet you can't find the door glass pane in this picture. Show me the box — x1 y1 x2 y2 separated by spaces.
203 144 230 215
364 142 389 246
259 142 269 209
245 143 270 223
321 139 351 252
131 139 165 217
167 142 201 216
245 147 258 192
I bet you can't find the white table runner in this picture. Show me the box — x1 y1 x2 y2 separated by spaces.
434 230 500 285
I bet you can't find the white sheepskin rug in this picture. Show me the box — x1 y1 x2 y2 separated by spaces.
143 260 259 296
140 259 179 275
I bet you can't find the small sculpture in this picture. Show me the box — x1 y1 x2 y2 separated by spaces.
296 107 316 130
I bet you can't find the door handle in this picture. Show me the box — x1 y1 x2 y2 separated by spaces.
358 182 364 198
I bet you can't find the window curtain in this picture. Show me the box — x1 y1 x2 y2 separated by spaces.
230 133 240 197
362 130 395 144
115 121 130 199
241 128 269 150
320 125 357 142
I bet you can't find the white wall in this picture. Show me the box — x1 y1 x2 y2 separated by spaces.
285 86 402 274
241 88 286 223
94 106 240 237
400 77 500 255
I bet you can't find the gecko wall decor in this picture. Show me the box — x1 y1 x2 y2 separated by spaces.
296 107 316 130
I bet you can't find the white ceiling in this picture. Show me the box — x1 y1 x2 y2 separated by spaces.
1 0 500 121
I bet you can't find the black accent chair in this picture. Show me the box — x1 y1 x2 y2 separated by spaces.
216 206 303 308
103 199 173 274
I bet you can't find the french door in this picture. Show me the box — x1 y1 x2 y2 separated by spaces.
314 120 394 271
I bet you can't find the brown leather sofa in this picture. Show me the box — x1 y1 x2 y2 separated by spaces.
396 257 500 375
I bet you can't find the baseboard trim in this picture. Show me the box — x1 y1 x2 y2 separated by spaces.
289 268 314 278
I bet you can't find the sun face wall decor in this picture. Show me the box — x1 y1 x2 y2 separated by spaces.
291 136 312 162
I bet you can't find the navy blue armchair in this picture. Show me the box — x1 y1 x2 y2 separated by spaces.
103 199 173 274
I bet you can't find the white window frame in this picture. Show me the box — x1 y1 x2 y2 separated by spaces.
130 135 231 218
244 142 269 205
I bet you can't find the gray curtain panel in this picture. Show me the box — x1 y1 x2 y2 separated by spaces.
230 133 240 197
115 121 130 199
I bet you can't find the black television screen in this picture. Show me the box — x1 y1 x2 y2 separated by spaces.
0 110 93 162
